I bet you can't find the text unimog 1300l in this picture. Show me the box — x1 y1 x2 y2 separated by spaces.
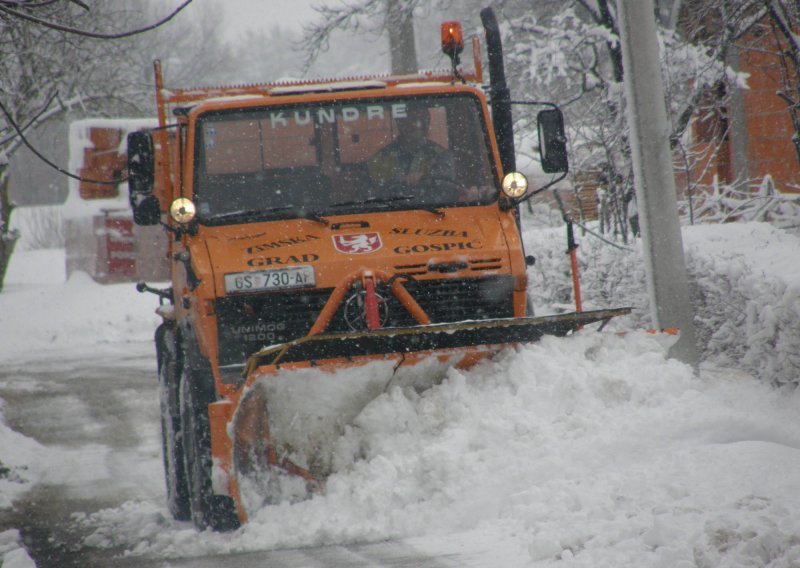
129 9 630 530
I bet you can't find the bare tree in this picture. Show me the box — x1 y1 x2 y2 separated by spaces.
386 0 418 74
302 0 419 74
502 0 773 239
297 0 791 240
761 1 800 165
0 0 238 291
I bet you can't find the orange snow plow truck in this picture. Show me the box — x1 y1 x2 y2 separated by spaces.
130 9 630 530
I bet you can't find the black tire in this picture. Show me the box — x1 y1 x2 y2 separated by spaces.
179 350 240 532
156 324 191 521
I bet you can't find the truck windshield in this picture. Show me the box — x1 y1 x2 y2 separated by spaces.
193 94 498 223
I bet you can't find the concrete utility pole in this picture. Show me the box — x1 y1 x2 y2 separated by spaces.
617 0 699 367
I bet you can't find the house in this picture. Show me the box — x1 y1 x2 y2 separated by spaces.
64 119 169 283
679 4 800 195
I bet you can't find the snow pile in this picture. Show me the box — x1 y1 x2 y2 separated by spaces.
74 332 800 566
685 223 800 386
524 220 800 386
0 530 35 568
0 393 49 511
0 249 160 361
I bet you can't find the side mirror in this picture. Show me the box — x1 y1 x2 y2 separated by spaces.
537 108 568 174
127 131 159 225
132 194 161 225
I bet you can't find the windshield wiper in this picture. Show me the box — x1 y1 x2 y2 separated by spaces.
207 205 328 225
330 195 444 217
298 210 329 226
207 206 291 224
330 194 416 209
424 207 446 218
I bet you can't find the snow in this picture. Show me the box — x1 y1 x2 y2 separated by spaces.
0 530 35 568
524 221 800 386
1 219 799 566
0 256 160 358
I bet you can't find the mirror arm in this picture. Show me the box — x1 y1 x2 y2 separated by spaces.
509 100 559 110
498 195 515 211
525 171 569 200
502 170 568 209
161 221 183 240
160 220 198 240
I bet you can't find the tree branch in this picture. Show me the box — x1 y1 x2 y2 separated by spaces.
0 0 193 39
0 93 128 184
0 90 58 149
300 0 386 72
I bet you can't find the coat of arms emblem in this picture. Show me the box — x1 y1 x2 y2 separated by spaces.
332 233 382 254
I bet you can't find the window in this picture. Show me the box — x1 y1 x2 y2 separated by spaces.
194 94 498 223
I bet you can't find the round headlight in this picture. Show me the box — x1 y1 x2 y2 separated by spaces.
170 197 196 224
501 172 528 198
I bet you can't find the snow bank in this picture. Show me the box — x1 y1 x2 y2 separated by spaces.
524 219 800 385
685 223 800 386
0 405 47 510
0 530 35 568
0 249 161 361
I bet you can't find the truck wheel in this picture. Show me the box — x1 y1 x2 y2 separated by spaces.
156 325 191 521
179 366 240 531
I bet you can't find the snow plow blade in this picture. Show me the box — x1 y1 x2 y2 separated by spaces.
245 307 633 372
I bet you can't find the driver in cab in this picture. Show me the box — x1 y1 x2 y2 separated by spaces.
367 105 455 195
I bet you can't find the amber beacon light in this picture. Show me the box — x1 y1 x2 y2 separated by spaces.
441 21 464 57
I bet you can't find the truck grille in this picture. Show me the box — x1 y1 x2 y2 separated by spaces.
216 275 514 367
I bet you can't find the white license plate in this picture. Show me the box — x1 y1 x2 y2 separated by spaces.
224 266 315 294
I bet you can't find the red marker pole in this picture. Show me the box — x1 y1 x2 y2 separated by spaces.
566 217 583 313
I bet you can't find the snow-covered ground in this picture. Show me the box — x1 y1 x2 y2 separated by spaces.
1 218 799 567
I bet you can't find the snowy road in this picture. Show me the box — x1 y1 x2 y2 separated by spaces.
3 223 800 567
109 541 459 567
0 344 464 567
0 344 161 567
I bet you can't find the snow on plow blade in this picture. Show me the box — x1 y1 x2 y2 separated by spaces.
244 307 633 372
224 307 632 523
